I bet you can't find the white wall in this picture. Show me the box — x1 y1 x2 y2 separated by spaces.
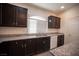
0 3 58 35
59 5 79 44
11 3 57 18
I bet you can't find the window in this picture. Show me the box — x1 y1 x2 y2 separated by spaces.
28 16 47 33
28 19 37 33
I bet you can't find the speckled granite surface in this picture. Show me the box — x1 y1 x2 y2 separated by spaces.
0 33 63 43
0 32 63 37
50 39 79 56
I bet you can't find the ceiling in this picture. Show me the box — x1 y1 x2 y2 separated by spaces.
30 3 78 14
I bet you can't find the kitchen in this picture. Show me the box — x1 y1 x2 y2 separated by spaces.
0 3 79 56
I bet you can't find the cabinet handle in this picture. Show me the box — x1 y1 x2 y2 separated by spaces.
30 40 31 43
16 22 18 25
16 42 18 44
15 42 18 47
21 44 24 48
43 41 46 44
24 44 26 48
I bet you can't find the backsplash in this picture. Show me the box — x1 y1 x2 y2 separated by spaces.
0 27 59 35
48 29 59 33
0 27 28 35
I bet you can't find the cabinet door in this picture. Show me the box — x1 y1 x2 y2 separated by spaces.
40 37 50 52
0 3 2 26
8 40 26 56
7 41 19 56
43 37 50 51
26 39 37 56
15 6 27 27
15 40 26 56
0 42 9 56
48 16 56 28
48 19 53 28
55 17 60 28
0 41 18 56
48 16 53 28
2 3 16 26
35 38 42 54
57 35 64 47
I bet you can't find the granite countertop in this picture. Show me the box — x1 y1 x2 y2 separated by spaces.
0 32 64 43
0 32 63 37
0 35 50 43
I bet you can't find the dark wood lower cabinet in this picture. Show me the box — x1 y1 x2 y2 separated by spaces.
57 35 64 47
35 37 50 54
0 37 50 56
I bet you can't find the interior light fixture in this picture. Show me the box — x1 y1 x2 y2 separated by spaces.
61 6 64 9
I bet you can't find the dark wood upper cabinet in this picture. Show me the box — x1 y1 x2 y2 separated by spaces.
0 4 2 25
55 17 60 28
15 6 27 27
48 16 60 28
0 3 27 27
2 3 16 26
